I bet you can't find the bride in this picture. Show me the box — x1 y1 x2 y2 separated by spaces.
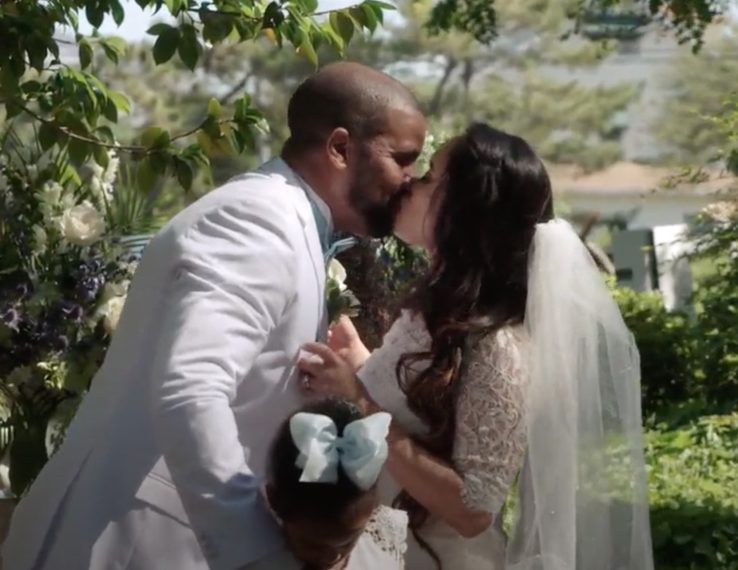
298 123 654 569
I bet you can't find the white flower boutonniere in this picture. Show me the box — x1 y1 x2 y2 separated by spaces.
326 259 360 324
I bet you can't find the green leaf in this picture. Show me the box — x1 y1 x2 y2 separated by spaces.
361 4 379 32
101 37 127 64
200 115 224 139
78 40 93 70
153 27 180 64
67 137 91 166
349 6 368 28
107 90 131 115
147 23 173 36
233 95 257 122
103 97 118 122
330 12 354 45
95 125 116 142
366 1 386 24
141 126 170 148
262 1 285 28
26 38 47 72
178 28 201 70
164 0 183 14
201 11 233 44
207 97 222 118
85 3 105 28
299 0 319 14
320 23 345 53
93 144 110 168
38 122 58 151
365 0 396 9
110 0 125 25
297 29 318 67
174 157 195 190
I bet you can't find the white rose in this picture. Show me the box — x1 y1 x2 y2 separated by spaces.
327 258 348 291
60 201 106 246
32 225 48 254
100 295 126 335
41 181 63 205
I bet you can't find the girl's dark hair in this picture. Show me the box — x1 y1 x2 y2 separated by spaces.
395 123 554 564
269 397 377 523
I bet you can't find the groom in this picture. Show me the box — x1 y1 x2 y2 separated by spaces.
2 62 425 570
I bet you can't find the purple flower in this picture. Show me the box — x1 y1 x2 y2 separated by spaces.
60 300 84 323
15 282 32 299
1 306 20 330
52 334 70 352
78 276 102 300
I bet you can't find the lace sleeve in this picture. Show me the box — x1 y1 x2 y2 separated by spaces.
363 506 408 565
453 327 528 514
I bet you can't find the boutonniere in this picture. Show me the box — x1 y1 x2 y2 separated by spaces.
326 259 360 324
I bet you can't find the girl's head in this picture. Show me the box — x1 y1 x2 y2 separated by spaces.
267 398 390 569
392 123 553 535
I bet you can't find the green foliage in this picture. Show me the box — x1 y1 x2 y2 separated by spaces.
427 0 724 50
0 130 140 496
690 213 738 407
654 44 738 164
0 0 389 197
648 413 738 569
426 0 497 44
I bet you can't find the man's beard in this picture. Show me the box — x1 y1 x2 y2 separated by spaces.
347 171 409 239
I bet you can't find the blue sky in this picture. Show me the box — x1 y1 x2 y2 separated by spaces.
77 0 378 41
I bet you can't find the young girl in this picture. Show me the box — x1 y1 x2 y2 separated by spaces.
254 397 408 570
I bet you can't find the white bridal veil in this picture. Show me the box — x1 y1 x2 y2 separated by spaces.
506 219 654 570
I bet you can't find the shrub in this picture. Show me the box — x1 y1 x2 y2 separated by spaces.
647 413 738 570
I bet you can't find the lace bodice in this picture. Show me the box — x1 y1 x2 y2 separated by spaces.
362 505 408 564
358 310 529 514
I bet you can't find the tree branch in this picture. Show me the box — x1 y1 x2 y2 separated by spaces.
428 56 457 116
219 71 253 105
10 101 226 154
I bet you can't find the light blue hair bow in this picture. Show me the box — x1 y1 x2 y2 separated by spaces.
290 412 392 491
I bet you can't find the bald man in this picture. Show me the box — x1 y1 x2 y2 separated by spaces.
2 62 426 570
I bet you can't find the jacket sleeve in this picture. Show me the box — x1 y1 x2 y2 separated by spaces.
148 195 298 570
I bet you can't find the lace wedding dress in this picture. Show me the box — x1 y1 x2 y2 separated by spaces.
358 310 529 570
348 505 408 569
243 505 408 570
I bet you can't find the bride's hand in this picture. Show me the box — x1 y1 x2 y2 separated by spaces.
328 316 371 371
297 342 364 401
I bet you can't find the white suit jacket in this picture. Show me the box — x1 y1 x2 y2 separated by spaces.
3 159 326 570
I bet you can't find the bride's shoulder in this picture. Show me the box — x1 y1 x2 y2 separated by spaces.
478 323 528 353
363 506 408 562
383 309 430 346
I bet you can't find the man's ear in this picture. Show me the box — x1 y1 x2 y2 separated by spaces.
326 127 350 170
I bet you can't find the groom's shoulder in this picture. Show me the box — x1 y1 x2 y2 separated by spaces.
206 160 301 211
169 160 303 229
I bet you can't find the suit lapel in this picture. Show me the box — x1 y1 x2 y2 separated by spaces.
258 159 327 337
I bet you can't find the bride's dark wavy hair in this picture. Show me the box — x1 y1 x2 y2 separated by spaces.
394 123 553 565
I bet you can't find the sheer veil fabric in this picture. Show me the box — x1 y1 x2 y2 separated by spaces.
506 219 654 570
